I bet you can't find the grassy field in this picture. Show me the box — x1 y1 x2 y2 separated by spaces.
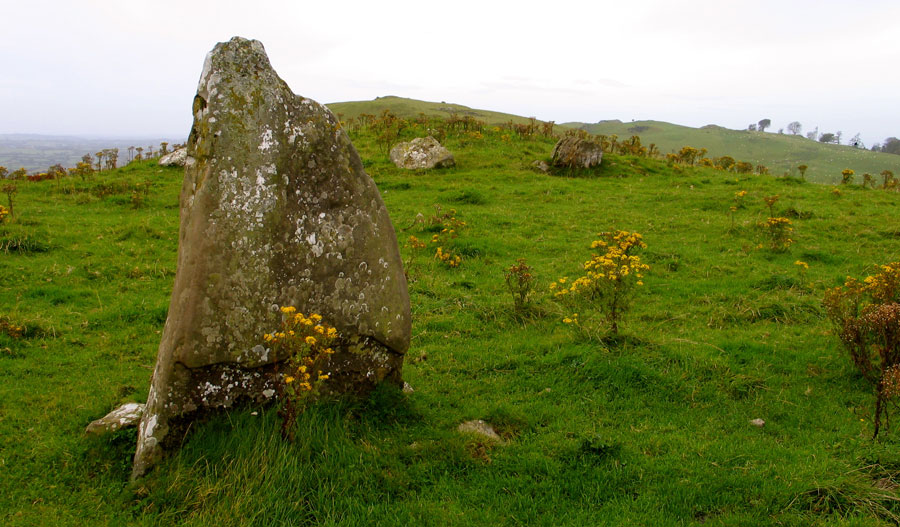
326 96 900 185
563 120 900 185
2 121 900 526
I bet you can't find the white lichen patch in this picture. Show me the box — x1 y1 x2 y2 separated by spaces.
259 127 275 152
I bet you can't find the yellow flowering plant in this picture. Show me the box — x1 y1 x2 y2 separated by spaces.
823 262 900 436
264 306 339 440
428 205 466 268
761 217 794 252
551 230 649 335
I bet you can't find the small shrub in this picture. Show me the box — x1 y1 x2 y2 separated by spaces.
552 230 649 334
841 169 855 185
823 262 900 436
761 217 794 252
264 306 339 441
504 259 535 313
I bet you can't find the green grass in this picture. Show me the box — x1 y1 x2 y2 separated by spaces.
566 119 900 185
2 125 900 526
325 96 900 185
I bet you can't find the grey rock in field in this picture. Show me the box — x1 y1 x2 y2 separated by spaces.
457 420 501 442
551 136 603 169
131 36 411 480
85 402 145 436
158 148 187 167
531 160 550 173
389 136 455 170
749 418 765 427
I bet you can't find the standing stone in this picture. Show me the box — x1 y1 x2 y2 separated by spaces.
551 136 603 169
389 136 455 169
131 37 411 479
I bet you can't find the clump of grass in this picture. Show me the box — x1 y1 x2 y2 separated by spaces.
0 234 50 254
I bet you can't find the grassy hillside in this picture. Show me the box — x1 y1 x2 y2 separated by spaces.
328 96 541 127
3 122 900 525
566 120 900 185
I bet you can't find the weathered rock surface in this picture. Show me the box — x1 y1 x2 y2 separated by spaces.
389 136 455 169
158 148 187 167
85 403 145 436
457 420 501 442
132 37 411 479
551 136 603 169
531 160 550 173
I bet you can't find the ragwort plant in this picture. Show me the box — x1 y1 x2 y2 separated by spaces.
429 205 465 268
264 306 339 441
504 258 536 314
551 230 649 335
823 263 900 437
761 217 794 252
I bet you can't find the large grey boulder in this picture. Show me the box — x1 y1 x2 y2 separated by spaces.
389 136 455 169
551 136 603 169
131 37 411 479
158 148 187 167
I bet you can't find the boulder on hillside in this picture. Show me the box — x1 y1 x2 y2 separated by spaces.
130 37 411 480
158 148 187 167
551 136 603 169
389 136 455 170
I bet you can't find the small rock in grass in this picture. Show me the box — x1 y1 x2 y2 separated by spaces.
750 418 765 428
402 382 414 394
457 420 501 442
85 403 145 436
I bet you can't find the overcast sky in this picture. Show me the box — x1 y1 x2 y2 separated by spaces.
2 0 898 146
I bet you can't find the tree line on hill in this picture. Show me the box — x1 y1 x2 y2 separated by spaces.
747 119 899 154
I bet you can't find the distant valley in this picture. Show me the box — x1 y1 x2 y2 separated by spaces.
0 134 183 173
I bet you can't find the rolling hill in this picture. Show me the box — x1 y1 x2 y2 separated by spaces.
565 120 900 185
326 96 900 185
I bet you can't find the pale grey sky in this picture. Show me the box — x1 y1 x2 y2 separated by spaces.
2 0 898 146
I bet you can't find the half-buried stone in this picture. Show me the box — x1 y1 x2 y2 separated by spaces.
131 36 411 479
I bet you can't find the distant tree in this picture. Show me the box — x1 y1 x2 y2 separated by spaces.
81 153 93 166
758 119 771 132
0 166 7 179
95 151 104 172
849 133 864 149
881 137 900 155
797 164 809 180
748 124 757 132
10 168 27 180
835 131 843 144
127 146 135 163
807 126 818 140
135 147 144 161
777 128 784 134
819 132 836 144
160 142 169 155
882 170 896 188
787 121 802 135
871 143 882 152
